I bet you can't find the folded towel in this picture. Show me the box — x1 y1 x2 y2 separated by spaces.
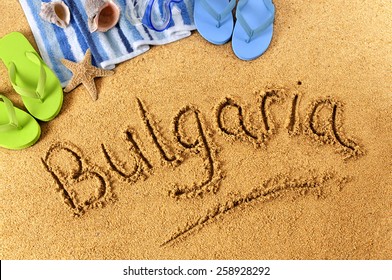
18 0 195 86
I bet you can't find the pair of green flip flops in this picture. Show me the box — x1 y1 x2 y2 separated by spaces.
0 32 63 150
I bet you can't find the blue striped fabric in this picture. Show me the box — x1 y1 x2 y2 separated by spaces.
18 0 195 86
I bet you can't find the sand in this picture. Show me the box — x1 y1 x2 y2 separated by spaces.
0 0 391 259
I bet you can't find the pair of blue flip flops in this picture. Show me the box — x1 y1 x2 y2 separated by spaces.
194 0 275 60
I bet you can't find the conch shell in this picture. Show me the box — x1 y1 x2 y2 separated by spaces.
85 0 120 33
40 1 70 28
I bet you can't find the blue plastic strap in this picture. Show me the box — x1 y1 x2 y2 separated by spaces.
0 94 19 132
200 0 236 28
236 0 275 43
142 0 184 32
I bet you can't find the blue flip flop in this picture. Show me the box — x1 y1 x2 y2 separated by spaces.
232 0 276 60
194 0 236 45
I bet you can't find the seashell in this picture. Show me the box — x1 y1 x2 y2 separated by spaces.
85 0 120 33
40 1 70 28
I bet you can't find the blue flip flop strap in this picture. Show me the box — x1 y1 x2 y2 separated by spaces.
0 94 20 132
8 51 46 102
200 0 236 28
236 0 275 43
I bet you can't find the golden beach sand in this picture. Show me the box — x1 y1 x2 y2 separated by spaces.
0 0 391 259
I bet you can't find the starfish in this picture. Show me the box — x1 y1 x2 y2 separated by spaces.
61 49 114 101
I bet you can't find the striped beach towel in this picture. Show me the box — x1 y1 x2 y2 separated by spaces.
19 0 195 86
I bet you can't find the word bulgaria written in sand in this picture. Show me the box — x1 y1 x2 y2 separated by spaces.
41 89 364 243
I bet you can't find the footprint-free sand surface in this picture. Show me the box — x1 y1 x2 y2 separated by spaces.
1 0 391 259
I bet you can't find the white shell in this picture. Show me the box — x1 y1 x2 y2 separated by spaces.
40 1 70 28
86 0 120 33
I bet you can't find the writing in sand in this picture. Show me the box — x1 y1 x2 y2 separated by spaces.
41 88 364 245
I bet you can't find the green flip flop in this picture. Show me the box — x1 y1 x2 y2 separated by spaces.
0 94 41 150
0 32 63 122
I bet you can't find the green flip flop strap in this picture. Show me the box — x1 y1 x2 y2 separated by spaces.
0 94 20 132
8 51 46 102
